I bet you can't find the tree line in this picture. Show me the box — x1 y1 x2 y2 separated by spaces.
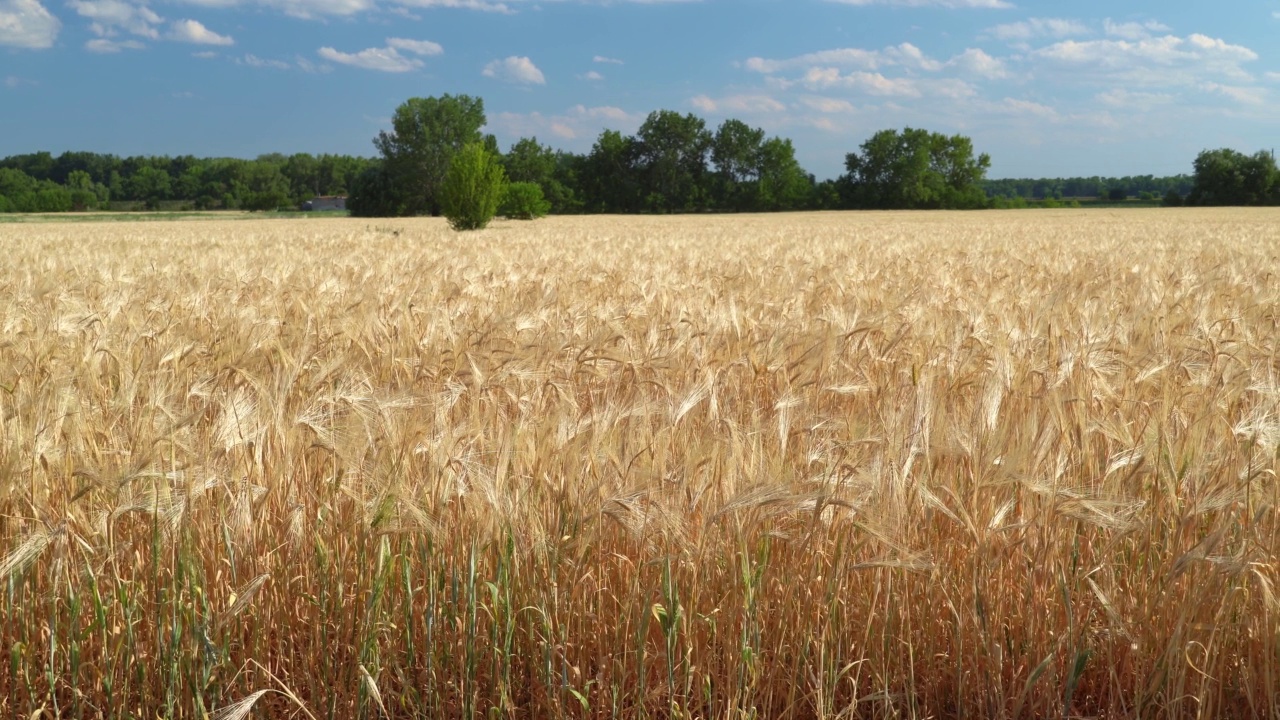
0 152 373 213
2 94 1277 215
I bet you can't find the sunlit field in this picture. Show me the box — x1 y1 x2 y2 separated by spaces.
3 209 1280 719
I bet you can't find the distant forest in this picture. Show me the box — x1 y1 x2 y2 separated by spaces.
0 96 1273 214
0 148 1200 215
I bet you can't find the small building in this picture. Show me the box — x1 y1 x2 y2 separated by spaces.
303 195 347 211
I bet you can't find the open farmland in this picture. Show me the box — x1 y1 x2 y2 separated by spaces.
4 209 1280 718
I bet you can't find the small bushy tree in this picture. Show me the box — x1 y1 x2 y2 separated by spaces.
440 144 507 231
500 182 550 220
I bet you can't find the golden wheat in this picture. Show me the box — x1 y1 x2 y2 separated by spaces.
2 209 1280 718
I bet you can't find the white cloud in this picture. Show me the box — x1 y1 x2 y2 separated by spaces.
240 53 291 69
946 48 1008 78
689 93 787 114
488 104 640 143
1103 18 1171 41
319 45 422 72
1033 33 1259 84
192 49 217 58
826 0 1011 6
386 37 443 55
0 0 60 48
1200 82 1267 105
582 70 604 80
985 17 1089 42
593 55 623 64
180 0 373 18
69 0 162 39
168 19 233 45
85 37 144 51
482 56 546 84
798 68 964 98
314 37 439 72
387 0 511 12
1095 87 1174 109
746 43 1005 79
799 96 857 113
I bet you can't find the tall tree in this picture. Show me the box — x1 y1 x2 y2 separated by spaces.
580 130 641 213
1189 148 1277 206
755 137 812 212
372 95 487 216
711 119 766 211
634 110 712 213
843 128 990 209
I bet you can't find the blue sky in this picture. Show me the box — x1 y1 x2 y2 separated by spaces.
2 0 1278 179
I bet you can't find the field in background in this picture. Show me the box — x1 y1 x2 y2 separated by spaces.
3 210 1280 719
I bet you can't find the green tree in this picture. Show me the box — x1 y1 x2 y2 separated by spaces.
440 143 507 231
580 130 641 213
373 95 487 216
501 182 550 220
128 166 172 210
843 128 991 209
755 137 811 212
1189 148 1277 206
711 119 766 210
634 110 712 212
347 163 403 218
501 137 576 213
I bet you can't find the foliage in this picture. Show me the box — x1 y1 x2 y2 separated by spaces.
634 110 713 213
983 174 1195 201
373 95 488 216
440 143 507 231
0 150 373 212
1188 148 1278 206
500 181 550 220
501 137 578 213
843 128 991 209
346 163 404 218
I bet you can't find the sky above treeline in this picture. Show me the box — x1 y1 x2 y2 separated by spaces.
2 0 1278 180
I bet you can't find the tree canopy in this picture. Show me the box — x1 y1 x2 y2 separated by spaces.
368 94 489 217
8 95 1273 216
1188 149 1278 206
842 128 991 210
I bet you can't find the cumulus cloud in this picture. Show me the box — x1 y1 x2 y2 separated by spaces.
1032 33 1258 83
745 42 1004 78
0 0 60 48
69 0 162 39
593 55 623 64
319 45 422 72
168 18 233 45
489 104 640 144
315 37 440 72
1103 18 1171 41
582 70 604 80
798 96 857 113
180 0 373 19
239 53 291 69
984 17 1089 42
86 37 145 52
689 93 787 114
483 56 546 84
386 37 442 55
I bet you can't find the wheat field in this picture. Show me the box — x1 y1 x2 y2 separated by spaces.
2 209 1280 719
